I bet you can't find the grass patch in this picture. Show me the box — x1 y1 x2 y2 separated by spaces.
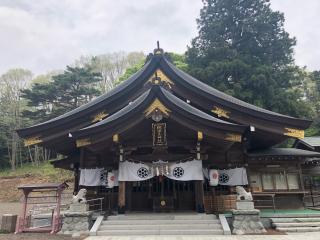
0 162 73 182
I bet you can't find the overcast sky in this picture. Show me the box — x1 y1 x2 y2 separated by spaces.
0 0 319 76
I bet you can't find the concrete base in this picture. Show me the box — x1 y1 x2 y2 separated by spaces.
231 209 266 235
60 211 93 235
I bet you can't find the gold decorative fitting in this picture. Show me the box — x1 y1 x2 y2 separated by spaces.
92 111 108 123
211 106 230 118
197 131 203 141
144 98 171 117
76 138 91 147
149 69 174 88
113 134 119 143
224 133 242 142
284 128 304 139
24 136 42 146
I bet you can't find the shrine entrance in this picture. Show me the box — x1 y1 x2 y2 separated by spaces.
127 177 196 212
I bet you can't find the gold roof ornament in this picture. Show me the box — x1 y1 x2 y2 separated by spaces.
154 49 163 55
197 131 203 142
149 69 174 88
92 111 108 123
144 98 171 117
284 128 304 139
224 133 242 142
76 138 91 147
211 106 230 118
24 136 42 146
113 134 119 143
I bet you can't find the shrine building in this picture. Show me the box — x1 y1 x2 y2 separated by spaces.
17 45 320 213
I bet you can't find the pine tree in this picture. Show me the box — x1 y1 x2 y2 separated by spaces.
22 66 102 121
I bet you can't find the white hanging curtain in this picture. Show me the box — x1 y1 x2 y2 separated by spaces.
118 161 154 181
79 168 104 186
80 168 119 187
218 167 248 186
165 160 203 181
118 160 204 181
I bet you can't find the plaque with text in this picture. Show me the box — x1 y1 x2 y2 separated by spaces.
152 123 167 147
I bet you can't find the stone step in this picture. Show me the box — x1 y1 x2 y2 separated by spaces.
273 222 320 228
277 227 320 232
107 214 217 220
102 219 221 225
97 229 224 236
99 223 222 230
271 218 320 223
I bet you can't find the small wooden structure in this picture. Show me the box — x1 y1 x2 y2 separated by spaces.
1 214 17 233
15 182 68 234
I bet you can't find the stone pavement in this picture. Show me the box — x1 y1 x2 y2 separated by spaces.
85 232 320 240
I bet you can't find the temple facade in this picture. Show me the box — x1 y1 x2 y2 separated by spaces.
17 46 320 213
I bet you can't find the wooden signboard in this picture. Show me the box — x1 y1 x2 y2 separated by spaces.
152 123 167 147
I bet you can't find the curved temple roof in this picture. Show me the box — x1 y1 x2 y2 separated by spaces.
17 47 311 153
160 58 310 128
71 85 247 147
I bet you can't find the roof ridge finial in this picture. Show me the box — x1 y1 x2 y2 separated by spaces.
154 41 163 55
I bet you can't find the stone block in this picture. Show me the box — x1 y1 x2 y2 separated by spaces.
231 209 266 235
69 203 89 212
231 209 260 215
236 201 254 210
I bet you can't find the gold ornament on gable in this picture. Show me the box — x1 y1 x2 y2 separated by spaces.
144 98 171 117
224 133 242 142
76 138 91 147
24 136 42 146
92 111 108 123
211 106 230 118
149 69 174 88
284 128 304 139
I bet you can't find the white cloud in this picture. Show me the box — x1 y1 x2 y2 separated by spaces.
0 0 319 75
270 0 320 71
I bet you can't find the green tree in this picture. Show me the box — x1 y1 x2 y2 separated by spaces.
21 66 102 121
186 0 311 118
0 69 32 169
305 71 320 135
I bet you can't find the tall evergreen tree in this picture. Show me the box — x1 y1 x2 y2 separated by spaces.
22 66 102 121
186 0 311 117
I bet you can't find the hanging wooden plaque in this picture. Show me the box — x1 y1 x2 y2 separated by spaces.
152 123 167 147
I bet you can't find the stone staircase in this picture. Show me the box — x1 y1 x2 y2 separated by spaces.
95 213 225 236
271 217 320 233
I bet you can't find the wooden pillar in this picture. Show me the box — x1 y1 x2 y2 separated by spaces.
80 148 85 169
73 163 80 194
195 180 205 213
118 181 126 214
298 162 305 191
126 182 132 212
